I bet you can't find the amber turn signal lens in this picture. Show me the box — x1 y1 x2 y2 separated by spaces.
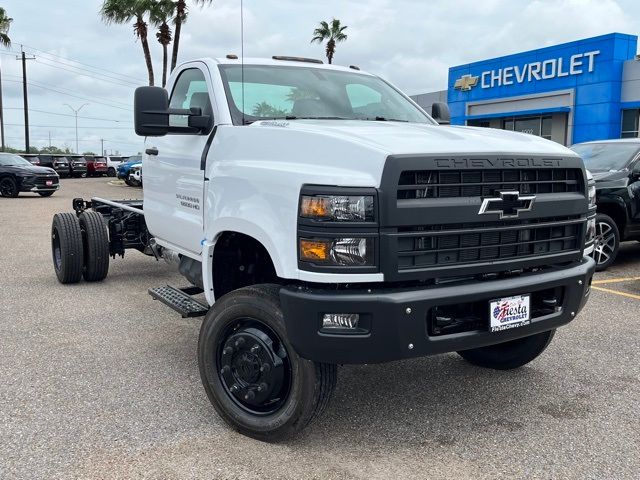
299 239 330 261
300 196 329 218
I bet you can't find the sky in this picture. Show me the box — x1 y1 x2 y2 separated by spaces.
1 0 639 154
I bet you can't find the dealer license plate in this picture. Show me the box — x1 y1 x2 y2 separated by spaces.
489 294 531 332
46 180 53 186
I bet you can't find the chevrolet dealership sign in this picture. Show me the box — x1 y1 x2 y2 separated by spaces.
454 50 600 91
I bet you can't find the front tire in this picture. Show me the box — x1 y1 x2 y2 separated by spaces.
592 213 620 271
78 211 110 282
38 191 55 197
198 284 336 441
107 167 116 177
51 213 84 284
457 330 555 370
0 177 19 197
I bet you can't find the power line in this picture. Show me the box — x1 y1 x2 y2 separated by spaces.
34 58 139 88
4 107 130 123
15 43 145 83
4 74 132 108
5 123 133 130
2 79 133 111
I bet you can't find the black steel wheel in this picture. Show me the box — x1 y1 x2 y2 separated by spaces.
457 330 555 370
51 213 84 284
198 284 336 441
0 176 19 198
592 213 620 272
78 211 110 282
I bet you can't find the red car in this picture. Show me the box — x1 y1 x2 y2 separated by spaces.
85 156 108 177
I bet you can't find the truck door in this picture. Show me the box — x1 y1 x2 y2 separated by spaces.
143 65 213 254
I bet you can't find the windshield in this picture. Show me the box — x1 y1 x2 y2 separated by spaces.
218 64 433 125
571 143 640 172
0 153 32 167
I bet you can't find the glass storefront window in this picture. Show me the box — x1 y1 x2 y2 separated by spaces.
621 109 639 138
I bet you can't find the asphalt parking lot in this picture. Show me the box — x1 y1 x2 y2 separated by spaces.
1 178 639 479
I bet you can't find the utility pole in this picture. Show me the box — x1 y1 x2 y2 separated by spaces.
18 47 35 153
48 131 51 148
101 138 104 156
64 103 89 154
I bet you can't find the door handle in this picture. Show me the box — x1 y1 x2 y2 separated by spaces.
146 147 159 156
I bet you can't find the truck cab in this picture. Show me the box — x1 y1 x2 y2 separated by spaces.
54 56 597 440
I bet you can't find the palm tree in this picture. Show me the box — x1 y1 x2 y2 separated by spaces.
311 19 347 65
171 0 214 72
150 0 174 87
0 7 13 47
101 0 155 86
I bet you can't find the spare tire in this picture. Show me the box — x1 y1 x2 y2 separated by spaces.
51 213 84 284
79 211 110 282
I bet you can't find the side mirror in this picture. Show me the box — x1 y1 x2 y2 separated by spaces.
431 102 451 125
134 86 169 136
632 162 640 179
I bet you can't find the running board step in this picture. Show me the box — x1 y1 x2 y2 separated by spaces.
148 285 209 318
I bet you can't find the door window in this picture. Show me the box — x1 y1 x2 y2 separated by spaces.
169 68 212 128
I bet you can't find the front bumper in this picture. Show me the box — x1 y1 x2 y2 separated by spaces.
20 177 60 192
280 256 595 364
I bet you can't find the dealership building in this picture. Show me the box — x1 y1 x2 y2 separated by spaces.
411 33 640 145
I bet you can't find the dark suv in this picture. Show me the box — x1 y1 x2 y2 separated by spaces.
571 140 640 270
0 152 60 197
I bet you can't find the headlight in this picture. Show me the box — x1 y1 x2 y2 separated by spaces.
587 185 596 207
300 194 374 222
300 237 374 266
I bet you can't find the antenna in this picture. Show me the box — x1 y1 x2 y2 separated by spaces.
240 0 245 125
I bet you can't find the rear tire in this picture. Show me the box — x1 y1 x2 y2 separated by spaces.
78 211 110 282
457 330 555 370
198 284 337 441
0 177 19 197
51 213 84 284
592 213 620 272
38 191 55 197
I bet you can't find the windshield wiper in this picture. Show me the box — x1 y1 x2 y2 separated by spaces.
285 116 350 120
370 116 409 122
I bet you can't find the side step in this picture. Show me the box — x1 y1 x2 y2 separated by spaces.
148 285 209 318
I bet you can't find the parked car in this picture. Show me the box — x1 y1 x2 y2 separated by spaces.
85 156 108 177
67 156 87 178
127 162 142 187
117 155 142 185
0 152 60 197
106 155 128 177
571 139 640 270
33 155 69 177
20 154 41 165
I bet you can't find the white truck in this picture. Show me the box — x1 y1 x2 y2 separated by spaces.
51 56 597 441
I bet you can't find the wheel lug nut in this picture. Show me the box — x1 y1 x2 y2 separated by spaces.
230 384 239 393
234 338 245 349
260 363 271 373
251 344 260 353
223 346 233 355
244 390 255 401
257 382 268 392
220 365 231 375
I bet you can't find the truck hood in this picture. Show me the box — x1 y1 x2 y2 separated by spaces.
254 120 576 157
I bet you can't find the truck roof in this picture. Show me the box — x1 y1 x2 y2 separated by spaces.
198 57 374 76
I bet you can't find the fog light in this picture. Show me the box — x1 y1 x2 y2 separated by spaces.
322 313 359 329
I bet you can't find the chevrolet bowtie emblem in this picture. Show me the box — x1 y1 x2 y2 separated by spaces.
479 191 536 219
454 74 479 92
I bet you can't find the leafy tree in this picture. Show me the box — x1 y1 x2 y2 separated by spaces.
251 102 288 118
171 0 214 72
101 0 156 86
83 151 97 155
150 0 174 87
0 7 13 47
286 87 318 103
311 19 347 64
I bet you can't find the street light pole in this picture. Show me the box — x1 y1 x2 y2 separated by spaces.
64 103 89 154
